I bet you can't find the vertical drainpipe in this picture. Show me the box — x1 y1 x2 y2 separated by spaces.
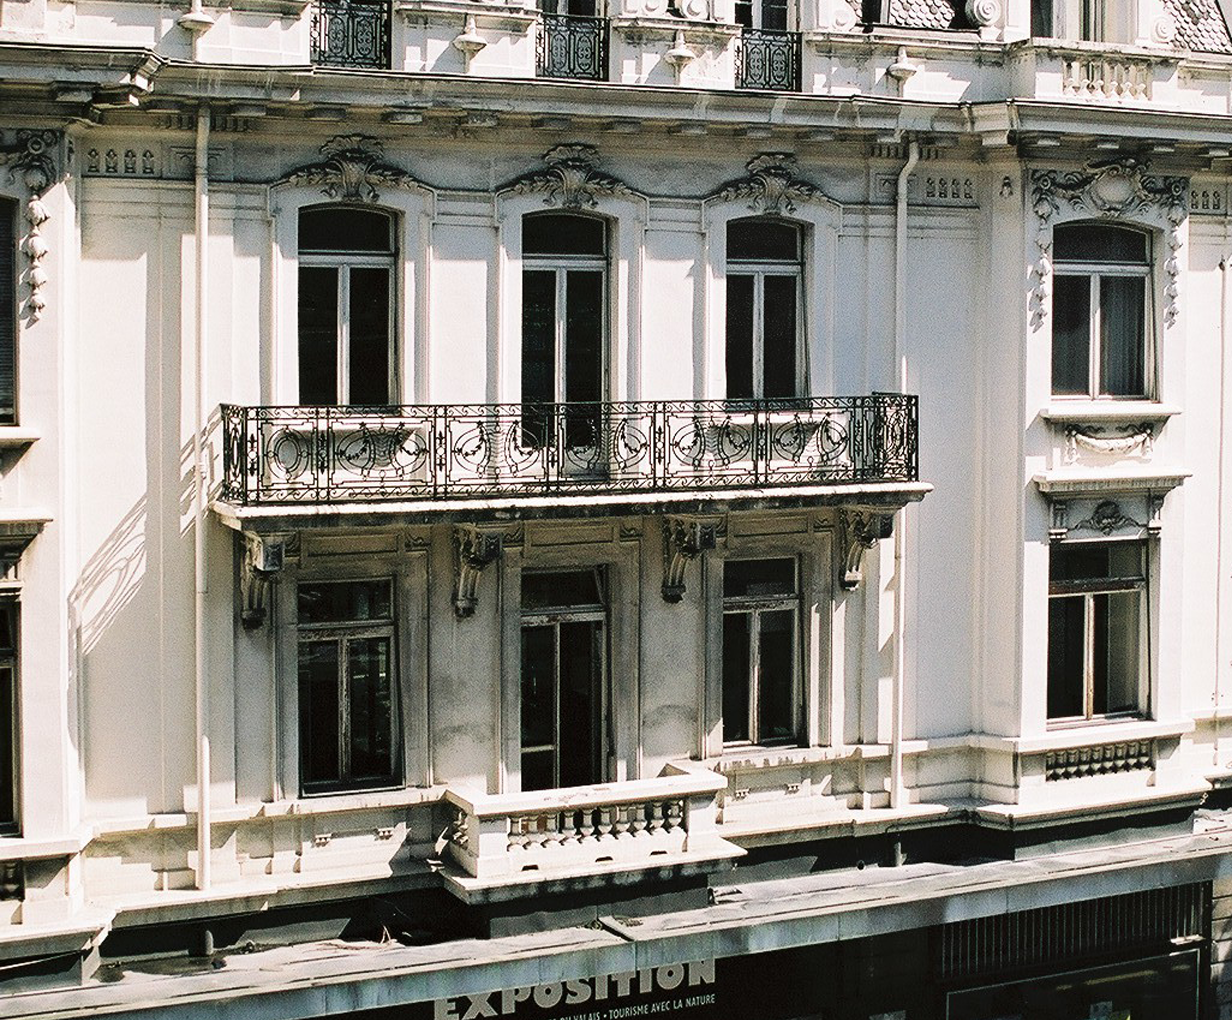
194 106 212 891
890 137 919 812
1217 255 1229 767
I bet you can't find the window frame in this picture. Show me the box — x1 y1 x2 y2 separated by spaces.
297 206 398 407
724 218 805 402
0 597 18 835
0 198 15 426
720 556 803 747
294 575 403 796
1046 540 1150 727
1051 222 1155 401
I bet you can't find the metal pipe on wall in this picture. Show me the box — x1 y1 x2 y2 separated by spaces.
193 106 212 891
890 137 919 811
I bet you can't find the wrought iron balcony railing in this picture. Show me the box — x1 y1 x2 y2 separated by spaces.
736 27 801 92
537 13 609 82
310 0 392 69
219 395 918 507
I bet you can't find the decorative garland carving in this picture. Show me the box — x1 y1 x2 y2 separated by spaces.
281 135 420 203
1064 423 1154 463
839 509 892 590
1072 500 1145 536
506 145 633 210
1 130 62 322
1031 159 1188 329
714 153 821 216
453 526 502 618
661 517 718 603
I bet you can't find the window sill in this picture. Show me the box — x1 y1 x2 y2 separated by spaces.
1009 717 1194 755
1040 401 1180 426
1033 468 1189 496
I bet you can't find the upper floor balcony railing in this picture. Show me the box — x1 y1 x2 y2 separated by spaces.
310 0 392 69
736 27 801 92
219 394 918 508
537 12 609 81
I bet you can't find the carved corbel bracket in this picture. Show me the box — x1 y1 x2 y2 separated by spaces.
661 517 718 603
240 532 292 629
454 526 503 618
840 509 892 590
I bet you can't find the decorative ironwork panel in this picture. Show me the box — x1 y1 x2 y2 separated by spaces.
736 28 801 92
537 13 608 81
311 0 391 69
219 394 919 506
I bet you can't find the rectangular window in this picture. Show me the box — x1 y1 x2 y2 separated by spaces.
297 579 399 793
520 569 607 791
0 601 16 833
0 200 15 424
1047 543 1146 722
722 558 799 744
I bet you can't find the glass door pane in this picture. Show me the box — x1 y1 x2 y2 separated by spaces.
757 609 795 742
521 624 557 791
722 613 752 742
726 275 755 400
348 268 391 405
299 266 339 404
558 621 602 788
522 270 557 447
1051 274 1091 395
347 636 393 780
762 274 798 399
1100 276 1146 397
564 270 603 450
299 640 341 786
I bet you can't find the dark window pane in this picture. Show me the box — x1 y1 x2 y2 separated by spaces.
1051 274 1090 395
0 200 15 424
1047 596 1085 719
349 268 390 405
1095 591 1141 715
299 641 341 785
558 621 600 787
734 0 752 26
1031 0 1053 35
523 214 606 257
727 220 800 262
1100 275 1146 397
724 558 796 598
726 275 755 399
522 270 556 405
757 610 795 742
299 266 339 404
522 570 603 609
0 663 13 827
299 208 393 254
521 625 556 752
1053 224 1148 265
761 0 788 30
763 274 798 398
1051 543 1145 587
723 613 751 742
521 750 554 793
348 637 394 781
0 604 15 656
298 579 393 624
564 270 603 405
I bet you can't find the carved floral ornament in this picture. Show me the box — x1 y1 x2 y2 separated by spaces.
505 145 635 210
280 135 421 203
0 130 63 323
712 153 823 217
1030 159 1188 329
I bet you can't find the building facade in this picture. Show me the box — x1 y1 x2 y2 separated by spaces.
2 0 1232 1016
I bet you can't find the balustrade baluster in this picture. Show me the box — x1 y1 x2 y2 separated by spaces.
596 806 613 840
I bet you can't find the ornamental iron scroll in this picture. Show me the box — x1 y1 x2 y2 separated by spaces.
1031 159 1188 328
505 145 632 209
281 135 420 203
0 130 62 322
713 153 820 216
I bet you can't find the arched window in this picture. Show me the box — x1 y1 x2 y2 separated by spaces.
1051 222 1151 399
726 219 803 400
521 213 606 446
297 207 395 406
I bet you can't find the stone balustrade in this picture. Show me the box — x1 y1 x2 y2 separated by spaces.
443 768 739 882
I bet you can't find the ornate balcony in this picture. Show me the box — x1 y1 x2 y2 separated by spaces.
537 13 609 82
310 0 392 69
441 768 740 893
217 394 920 520
736 27 801 92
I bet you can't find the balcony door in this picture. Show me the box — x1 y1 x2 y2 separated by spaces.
519 569 608 792
735 0 787 30
522 213 606 451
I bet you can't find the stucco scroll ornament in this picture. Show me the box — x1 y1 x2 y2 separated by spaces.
0 130 61 322
281 135 420 203
506 145 634 210
714 153 820 216
1031 159 1188 328
1072 500 1146 536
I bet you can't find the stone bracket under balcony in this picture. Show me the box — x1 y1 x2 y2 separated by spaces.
213 395 928 531
438 766 743 901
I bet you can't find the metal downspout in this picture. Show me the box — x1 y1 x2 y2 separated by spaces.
1217 255 1229 768
890 138 919 812
194 107 211 891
